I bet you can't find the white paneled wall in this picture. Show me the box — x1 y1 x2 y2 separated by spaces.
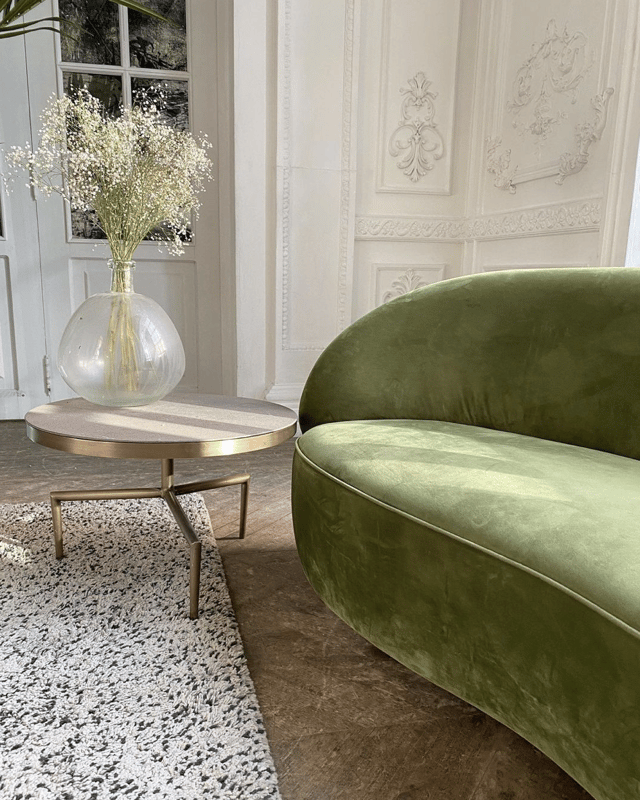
265 0 360 407
234 0 640 409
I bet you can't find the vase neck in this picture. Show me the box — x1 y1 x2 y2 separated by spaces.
108 259 135 293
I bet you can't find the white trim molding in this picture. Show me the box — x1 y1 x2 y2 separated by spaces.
279 0 359 351
355 198 602 242
337 0 360 334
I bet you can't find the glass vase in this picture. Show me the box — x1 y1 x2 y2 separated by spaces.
57 260 186 407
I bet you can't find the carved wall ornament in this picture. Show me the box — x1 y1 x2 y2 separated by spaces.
556 88 614 184
355 199 602 242
382 269 429 303
388 72 445 182
508 19 593 153
486 137 517 193
486 19 613 191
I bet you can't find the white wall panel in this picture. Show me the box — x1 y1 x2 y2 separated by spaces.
282 169 343 349
268 0 360 408
352 240 460 321
257 0 640 410
377 0 461 195
475 232 600 274
288 0 347 171
478 0 618 212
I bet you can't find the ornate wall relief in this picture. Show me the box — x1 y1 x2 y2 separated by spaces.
486 137 517 193
382 269 428 302
556 88 614 184
374 264 446 307
388 72 445 183
486 19 614 192
507 20 592 153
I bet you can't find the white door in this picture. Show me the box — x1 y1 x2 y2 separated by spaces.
0 34 49 418
0 0 233 417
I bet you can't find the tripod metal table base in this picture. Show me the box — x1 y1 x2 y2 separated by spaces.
49 458 250 620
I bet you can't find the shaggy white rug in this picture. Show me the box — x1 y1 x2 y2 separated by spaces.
0 495 282 800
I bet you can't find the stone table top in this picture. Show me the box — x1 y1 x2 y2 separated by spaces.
25 394 298 459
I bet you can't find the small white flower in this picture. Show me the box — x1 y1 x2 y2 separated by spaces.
3 89 213 262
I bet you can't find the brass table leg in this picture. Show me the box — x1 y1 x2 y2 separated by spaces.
49 459 251 620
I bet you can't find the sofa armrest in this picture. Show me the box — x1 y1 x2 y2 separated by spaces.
299 268 640 460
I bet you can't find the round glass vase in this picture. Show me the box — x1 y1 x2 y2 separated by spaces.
57 259 186 407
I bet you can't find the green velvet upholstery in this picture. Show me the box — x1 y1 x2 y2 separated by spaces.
299 268 640 459
291 268 640 800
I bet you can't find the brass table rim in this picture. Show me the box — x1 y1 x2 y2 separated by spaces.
24 394 298 459
25 420 297 459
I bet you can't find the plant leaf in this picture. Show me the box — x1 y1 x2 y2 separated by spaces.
0 14 60 30
108 0 172 24
0 24 60 38
1 0 46 25
1 0 171 31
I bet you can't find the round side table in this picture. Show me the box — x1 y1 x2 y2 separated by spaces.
26 393 297 619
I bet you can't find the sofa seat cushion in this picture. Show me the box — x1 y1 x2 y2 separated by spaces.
296 419 640 636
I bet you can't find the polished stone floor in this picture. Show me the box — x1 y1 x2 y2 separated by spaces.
0 420 593 800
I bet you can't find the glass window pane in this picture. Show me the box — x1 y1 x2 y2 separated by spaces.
128 0 187 71
132 78 189 130
71 209 106 240
132 78 191 242
63 72 123 117
59 0 120 66
62 73 122 241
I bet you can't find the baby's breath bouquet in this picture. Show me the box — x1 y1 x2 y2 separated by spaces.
5 90 213 407
7 89 213 265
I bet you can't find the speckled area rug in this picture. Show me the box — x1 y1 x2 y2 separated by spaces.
0 495 282 800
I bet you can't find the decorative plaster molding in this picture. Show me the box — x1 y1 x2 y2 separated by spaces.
356 199 602 242
382 270 427 302
388 72 445 182
356 216 464 241
468 201 601 238
337 0 358 334
486 136 517 193
279 0 292 351
487 85 614 192
508 19 592 153
486 19 614 191
373 264 446 308
556 88 614 184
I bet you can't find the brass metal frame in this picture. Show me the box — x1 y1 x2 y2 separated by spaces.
50 458 250 620
26 420 297 460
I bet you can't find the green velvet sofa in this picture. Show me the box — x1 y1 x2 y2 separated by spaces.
291 267 640 800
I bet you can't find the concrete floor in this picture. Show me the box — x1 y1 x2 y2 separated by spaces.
0 420 593 800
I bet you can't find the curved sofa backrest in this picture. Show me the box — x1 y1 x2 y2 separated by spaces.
299 268 640 460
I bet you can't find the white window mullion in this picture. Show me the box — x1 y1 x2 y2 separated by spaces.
121 3 131 107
